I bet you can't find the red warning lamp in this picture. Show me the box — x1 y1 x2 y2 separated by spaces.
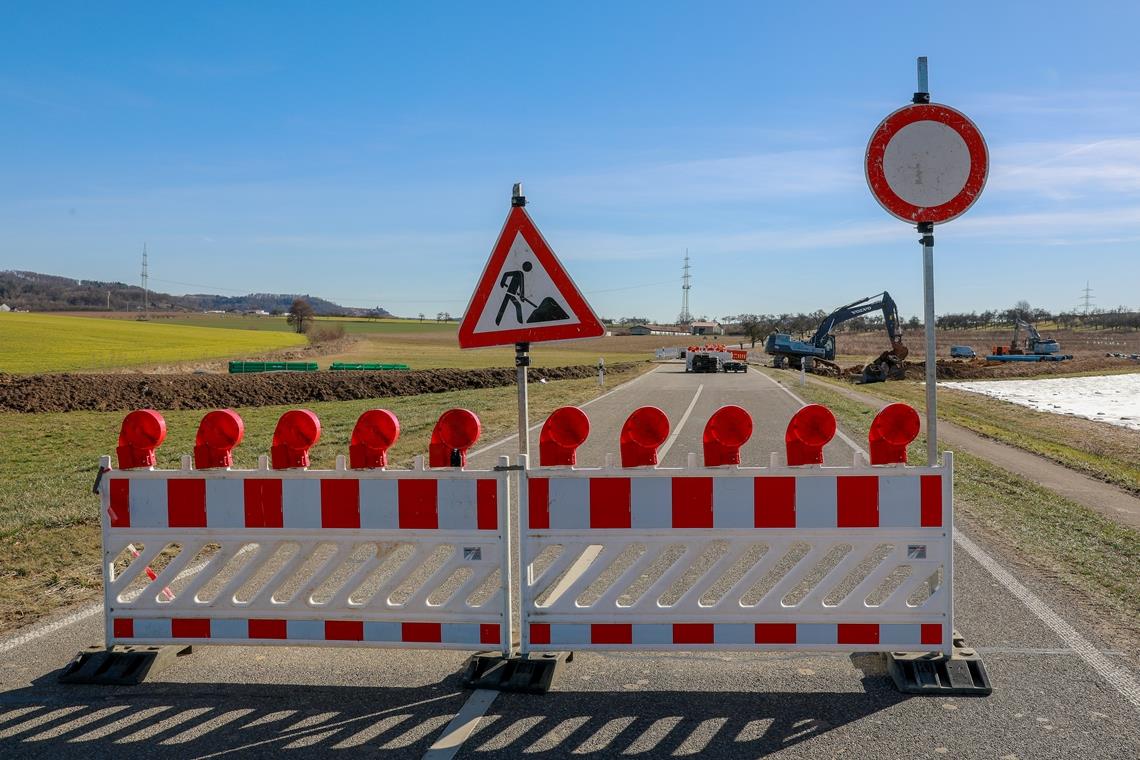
349 409 400 469
429 408 482 468
271 409 321 470
620 406 670 467
703 405 753 466
869 403 921 465
194 409 244 469
539 406 590 466
116 409 167 469
785 404 837 466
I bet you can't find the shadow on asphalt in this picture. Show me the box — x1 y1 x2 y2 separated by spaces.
0 655 908 758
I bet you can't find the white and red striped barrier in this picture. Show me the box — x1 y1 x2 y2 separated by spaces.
97 399 953 664
100 407 512 654
519 403 954 657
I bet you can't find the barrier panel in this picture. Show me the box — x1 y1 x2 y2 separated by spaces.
89 400 979 693
519 404 954 657
97 407 512 655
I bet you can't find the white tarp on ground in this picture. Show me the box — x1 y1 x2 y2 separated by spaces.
944 373 1140 430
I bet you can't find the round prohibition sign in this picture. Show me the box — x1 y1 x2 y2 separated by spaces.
865 103 988 224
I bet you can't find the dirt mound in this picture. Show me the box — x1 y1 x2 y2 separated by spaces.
0 363 641 414
835 356 1138 382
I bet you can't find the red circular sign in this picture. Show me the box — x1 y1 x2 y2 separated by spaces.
865 103 988 224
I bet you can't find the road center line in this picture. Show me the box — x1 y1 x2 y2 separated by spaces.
657 383 704 461
757 366 1140 713
468 364 658 458
422 688 499 760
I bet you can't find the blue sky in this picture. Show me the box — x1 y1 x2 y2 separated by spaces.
2 2 1138 321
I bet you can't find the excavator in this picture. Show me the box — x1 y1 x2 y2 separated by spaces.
764 291 909 384
986 319 1070 362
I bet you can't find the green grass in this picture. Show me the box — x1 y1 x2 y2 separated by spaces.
762 369 1140 626
1 313 307 373
814 375 1140 497
0 365 650 633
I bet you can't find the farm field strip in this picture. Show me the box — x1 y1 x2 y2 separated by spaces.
1 313 306 374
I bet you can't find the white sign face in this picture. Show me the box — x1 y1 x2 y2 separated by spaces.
881 121 970 208
470 231 582 334
865 103 988 224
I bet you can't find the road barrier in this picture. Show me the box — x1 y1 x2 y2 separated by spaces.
97 407 511 657
86 399 983 693
519 403 953 657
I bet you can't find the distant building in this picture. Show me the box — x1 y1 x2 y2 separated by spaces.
629 323 689 336
0 304 10 312
690 321 723 336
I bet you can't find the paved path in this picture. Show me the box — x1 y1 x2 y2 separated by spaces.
0 363 1137 759
791 371 1140 530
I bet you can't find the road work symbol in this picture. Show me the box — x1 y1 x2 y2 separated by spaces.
459 205 604 348
495 261 570 326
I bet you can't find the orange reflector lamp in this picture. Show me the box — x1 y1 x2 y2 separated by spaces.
620 406 670 467
349 409 400 469
539 406 590 466
194 409 244 469
703 405 753 466
785 404 836 466
869 403 921 464
116 409 167 469
271 409 321 469
429 408 482 468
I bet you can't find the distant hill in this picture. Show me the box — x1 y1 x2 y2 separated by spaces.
0 270 388 317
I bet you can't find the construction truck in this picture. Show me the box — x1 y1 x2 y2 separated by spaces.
986 320 1072 362
764 291 908 384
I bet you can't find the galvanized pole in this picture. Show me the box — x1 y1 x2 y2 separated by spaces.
913 57 938 466
512 183 530 458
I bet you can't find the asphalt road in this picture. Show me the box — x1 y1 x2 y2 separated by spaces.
1 363 1138 759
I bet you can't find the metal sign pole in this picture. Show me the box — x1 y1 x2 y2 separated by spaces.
913 56 938 466
516 341 530 457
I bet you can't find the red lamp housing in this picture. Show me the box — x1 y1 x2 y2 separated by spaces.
703 405 753 466
194 409 244 469
619 406 670 467
349 409 400 469
116 409 167 469
428 408 481 468
869 403 921 465
271 409 321 469
539 406 590 466
785 404 836 466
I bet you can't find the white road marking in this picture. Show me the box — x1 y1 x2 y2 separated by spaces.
751 368 865 453
955 529 1140 711
657 384 704 461
0 550 244 655
763 366 1140 713
422 688 499 760
467 364 657 458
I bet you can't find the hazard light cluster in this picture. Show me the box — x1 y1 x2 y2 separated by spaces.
115 402 922 471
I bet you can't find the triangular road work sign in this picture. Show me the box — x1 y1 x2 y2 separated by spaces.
458 206 605 348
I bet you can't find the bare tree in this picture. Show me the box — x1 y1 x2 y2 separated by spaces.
286 298 315 334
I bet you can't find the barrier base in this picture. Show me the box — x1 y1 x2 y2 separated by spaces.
884 631 992 696
461 651 568 694
59 644 193 686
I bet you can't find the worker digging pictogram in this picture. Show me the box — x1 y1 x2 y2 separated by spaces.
494 259 571 326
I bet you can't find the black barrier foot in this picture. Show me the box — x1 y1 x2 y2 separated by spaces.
461 651 568 694
884 631 992 696
58 645 193 685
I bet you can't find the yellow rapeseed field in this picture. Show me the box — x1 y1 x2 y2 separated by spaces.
0 313 307 373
